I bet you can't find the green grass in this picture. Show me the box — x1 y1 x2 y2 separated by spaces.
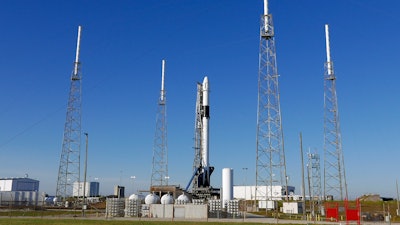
0 218 267 225
0 210 94 217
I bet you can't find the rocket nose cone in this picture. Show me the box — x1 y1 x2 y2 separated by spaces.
203 76 209 89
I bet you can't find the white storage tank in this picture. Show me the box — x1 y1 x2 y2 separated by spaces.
176 193 190 204
128 194 144 201
161 193 174 204
222 168 233 208
145 193 160 204
53 197 58 205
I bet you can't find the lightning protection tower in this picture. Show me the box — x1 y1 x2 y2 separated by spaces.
323 24 348 200
151 59 168 187
255 0 288 203
56 26 83 199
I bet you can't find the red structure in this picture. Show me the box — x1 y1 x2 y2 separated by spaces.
345 199 361 225
325 200 360 224
325 202 339 222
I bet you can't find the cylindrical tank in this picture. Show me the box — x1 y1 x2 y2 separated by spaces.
176 193 190 204
144 193 160 204
161 193 174 204
53 197 58 205
222 168 233 208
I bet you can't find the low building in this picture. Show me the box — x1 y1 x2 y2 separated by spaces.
233 185 295 201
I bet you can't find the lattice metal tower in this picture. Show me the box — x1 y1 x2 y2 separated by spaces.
151 59 168 186
56 26 83 199
323 24 348 200
255 0 288 202
307 152 322 201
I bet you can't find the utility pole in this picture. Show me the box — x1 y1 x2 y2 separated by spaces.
82 132 88 216
56 26 83 199
255 0 288 205
299 133 306 220
396 179 399 216
243 167 248 221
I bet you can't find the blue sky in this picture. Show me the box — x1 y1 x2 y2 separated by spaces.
0 0 399 199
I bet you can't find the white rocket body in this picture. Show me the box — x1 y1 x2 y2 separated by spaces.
200 76 212 187
201 76 209 169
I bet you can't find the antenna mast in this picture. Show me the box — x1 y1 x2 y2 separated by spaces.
56 25 83 199
323 24 348 200
151 59 168 187
308 150 322 216
255 0 288 204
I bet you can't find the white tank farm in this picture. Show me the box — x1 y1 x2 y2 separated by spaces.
176 193 190 204
145 193 160 204
161 193 174 204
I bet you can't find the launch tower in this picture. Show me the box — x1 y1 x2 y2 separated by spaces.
323 24 347 200
255 0 288 202
56 26 83 199
151 60 168 187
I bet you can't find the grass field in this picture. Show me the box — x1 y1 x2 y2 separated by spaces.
0 218 267 225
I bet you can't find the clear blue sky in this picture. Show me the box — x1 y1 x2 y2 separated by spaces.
0 0 399 199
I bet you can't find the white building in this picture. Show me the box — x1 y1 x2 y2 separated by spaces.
234 185 297 209
73 182 99 197
234 185 295 201
0 177 39 192
0 177 40 206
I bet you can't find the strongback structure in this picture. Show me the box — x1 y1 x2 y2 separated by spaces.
56 26 83 199
190 83 203 191
255 0 288 202
151 60 168 187
323 24 347 200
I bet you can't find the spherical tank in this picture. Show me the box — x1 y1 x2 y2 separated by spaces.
145 193 160 204
128 194 139 200
177 193 190 203
161 193 174 204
